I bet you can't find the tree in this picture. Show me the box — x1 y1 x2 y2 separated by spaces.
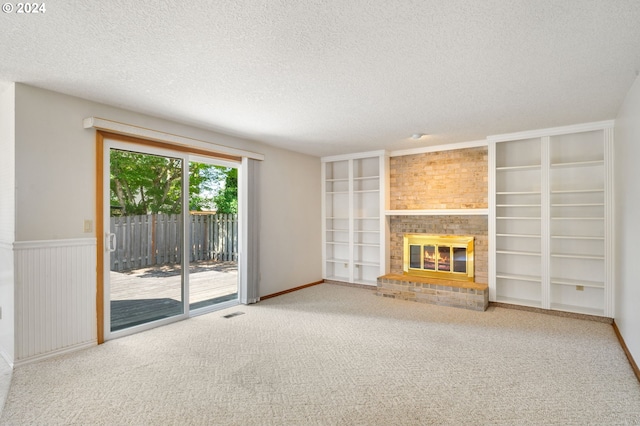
213 167 238 213
110 150 233 216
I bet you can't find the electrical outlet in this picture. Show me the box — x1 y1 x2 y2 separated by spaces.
576 285 584 291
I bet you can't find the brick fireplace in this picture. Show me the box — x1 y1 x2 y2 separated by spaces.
389 215 488 283
376 147 489 311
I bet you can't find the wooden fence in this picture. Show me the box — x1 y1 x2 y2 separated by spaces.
109 213 238 271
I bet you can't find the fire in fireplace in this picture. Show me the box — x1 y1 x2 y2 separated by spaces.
403 234 474 281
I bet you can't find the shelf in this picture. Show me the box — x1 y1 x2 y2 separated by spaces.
496 164 541 171
551 189 604 194
551 160 604 168
496 191 541 195
551 253 604 260
496 217 541 220
496 250 541 257
325 275 349 282
496 273 541 283
354 261 380 267
493 129 610 318
323 155 385 286
326 258 350 264
385 208 488 216
551 203 604 207
550 217 603 220
551 235 604 240
549 303 604 317
550 277 604 288
495 296 542 308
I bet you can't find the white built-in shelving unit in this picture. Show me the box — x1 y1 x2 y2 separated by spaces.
493 137 543 308
322 151 389 286
489 121 614 317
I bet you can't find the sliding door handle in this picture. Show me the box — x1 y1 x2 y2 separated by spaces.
106 233 117 252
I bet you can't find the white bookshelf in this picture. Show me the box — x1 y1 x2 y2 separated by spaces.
489 122 614 317
322 151 389 286
492 137 543 307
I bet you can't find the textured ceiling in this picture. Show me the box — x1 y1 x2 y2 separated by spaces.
2 1 640 157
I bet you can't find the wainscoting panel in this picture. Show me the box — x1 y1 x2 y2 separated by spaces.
14 239 97 365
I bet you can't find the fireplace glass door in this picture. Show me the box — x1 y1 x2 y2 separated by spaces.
403 234 474 281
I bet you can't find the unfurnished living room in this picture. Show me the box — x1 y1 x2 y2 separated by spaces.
1 1 640 425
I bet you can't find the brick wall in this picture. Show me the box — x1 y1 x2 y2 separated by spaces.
389 147 488 210
389 215 488 284
388 147 489 284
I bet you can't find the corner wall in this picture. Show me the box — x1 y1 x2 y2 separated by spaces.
0 83 15 365
614 75 640 366
12 84 321 362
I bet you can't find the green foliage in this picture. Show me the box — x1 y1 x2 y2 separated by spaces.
110 150 237 216
188 163 226 212
110 150 183 215
213 168 238 214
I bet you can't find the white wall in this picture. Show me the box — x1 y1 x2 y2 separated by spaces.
11 83 321 359
614 75 640 365
259 148 322 295
0 83 15 364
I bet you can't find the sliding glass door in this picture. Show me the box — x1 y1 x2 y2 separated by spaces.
107 147 186 333
188 158 239 311
103 141 240 339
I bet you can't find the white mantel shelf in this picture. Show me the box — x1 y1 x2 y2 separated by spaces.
385 209 488 216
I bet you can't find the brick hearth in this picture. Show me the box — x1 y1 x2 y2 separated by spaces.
377 274 489 311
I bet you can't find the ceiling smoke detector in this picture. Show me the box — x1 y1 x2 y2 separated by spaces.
411 133 426 140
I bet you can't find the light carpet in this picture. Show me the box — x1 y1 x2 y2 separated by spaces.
1 284 639 425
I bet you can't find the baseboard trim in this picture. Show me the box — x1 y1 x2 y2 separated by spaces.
260 280 324 301
489 302 613 324
323 279 377 290
612 320 640 383
13 340 97 368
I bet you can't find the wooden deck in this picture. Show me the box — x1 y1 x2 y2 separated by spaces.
111 260 237 302
110 261 237 330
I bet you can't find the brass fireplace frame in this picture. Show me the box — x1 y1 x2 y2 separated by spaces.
403 234 475 282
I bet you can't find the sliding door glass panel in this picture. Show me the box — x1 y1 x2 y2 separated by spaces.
109 149 184 331
188 162 239 311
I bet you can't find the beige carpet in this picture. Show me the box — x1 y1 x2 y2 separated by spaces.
1 283 639 425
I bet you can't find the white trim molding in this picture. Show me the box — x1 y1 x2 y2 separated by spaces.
389 139 487 157
321 149 388 163
12 341 97 368
84 117 265 161
488 120 615 143
13 238 96 250
386 209 488 216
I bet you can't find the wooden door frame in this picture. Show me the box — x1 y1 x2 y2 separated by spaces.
95 131 241 344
